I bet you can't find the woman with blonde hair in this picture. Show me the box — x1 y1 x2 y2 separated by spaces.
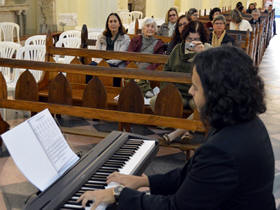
158 7 178 37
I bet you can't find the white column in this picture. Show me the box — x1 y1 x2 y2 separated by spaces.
118 0 128 11
146 0 174 19
180 0 203 13
38 0 57 33
56 0 118 30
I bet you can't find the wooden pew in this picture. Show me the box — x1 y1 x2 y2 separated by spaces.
114 20 172 43
227 29 251 53
41 32 169 106
0 58 205 152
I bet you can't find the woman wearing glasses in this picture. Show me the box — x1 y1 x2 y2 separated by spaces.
166 15 188 55
150 21 210 120
209 15 235 47
158 8 178 37
160 21 210 108
151 21 211 144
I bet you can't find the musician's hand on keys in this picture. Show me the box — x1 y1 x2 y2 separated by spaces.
77 188 115 210
107 172 149 190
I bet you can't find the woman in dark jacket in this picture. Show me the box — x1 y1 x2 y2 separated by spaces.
209 15 235 47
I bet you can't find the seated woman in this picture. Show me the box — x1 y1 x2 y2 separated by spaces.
230 9 253 31
158 7 178 37
127 18 165 97
166 15 188 55
235 1 245 14
205 7 221 30
246 3 256 14
78 46 276 210
186 8 199 22
151 21 210 143
150 21 210 112
87 13 130 85
209 15 235 47
249 9 261 25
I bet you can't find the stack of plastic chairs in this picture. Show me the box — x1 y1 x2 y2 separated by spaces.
0 42 21 86
0 41 21 119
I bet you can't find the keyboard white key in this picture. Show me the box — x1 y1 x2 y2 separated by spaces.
71 139 156 210
119 140 155 174
90 140 156 210
85 139 155 210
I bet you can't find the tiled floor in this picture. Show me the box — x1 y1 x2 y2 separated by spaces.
259 29 280 207
0 33 280 209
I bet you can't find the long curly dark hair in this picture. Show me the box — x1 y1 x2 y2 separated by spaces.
182 21 208 44
209 7 221 21
193 46 266 129
103 13 126 37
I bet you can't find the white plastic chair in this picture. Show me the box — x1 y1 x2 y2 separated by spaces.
59 30 81 40
131 11 143 21
0 22 20 43
0 42 21 84
119 11 132 27
88 32 101 50
54 37 81 64
25 35 47 46
15 45 46 83
0 41 21 120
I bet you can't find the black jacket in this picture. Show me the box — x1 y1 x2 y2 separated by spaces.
118 117 276 210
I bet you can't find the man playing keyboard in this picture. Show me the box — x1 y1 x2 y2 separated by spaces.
78 46 276 210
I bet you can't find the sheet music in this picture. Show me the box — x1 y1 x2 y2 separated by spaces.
1 109 79 191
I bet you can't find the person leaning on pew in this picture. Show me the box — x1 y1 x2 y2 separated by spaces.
78 46 276 210
87 13 130 86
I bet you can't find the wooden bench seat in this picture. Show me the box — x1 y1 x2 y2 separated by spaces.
0 58 203 129
38 86 121 106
